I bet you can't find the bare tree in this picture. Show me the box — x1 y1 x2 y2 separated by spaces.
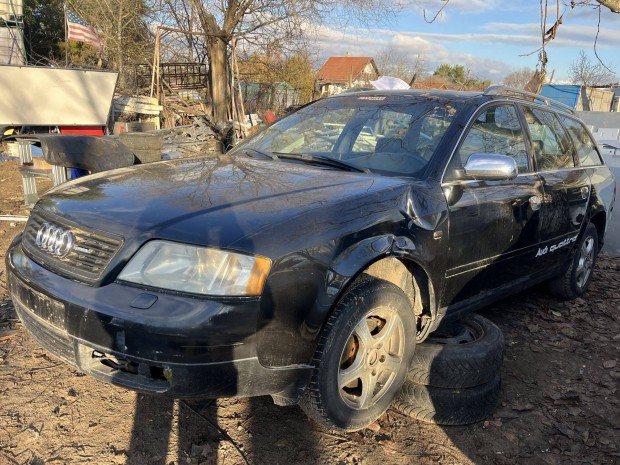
153 0 403 122
72 0 153 89
149 0 208 62
502 68 536 89
375 46 427 83
569 50 617 86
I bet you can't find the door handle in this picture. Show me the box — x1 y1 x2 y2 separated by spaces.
580 186 589 200
529 194 542 211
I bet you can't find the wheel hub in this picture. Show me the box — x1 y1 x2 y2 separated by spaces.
338 307 405 410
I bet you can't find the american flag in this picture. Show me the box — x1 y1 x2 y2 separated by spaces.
66 7 103 49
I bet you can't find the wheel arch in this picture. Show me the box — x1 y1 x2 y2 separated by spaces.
336 254 437 342
588 210 606 250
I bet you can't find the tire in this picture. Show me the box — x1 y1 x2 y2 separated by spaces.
408 314 504 388
549 223 598 300
119 132 163 151
300 274 417 431
393 373 502 425
131 148 161 164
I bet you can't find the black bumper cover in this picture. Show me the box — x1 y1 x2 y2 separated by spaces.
6 243 311 402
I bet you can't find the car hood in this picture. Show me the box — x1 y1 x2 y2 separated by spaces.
37 155 419 254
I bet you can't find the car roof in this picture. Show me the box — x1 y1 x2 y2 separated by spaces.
326 88 482 102
325 87 577 116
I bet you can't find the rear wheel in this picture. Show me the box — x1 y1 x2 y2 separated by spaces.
549 223 598 300
300 275 416 431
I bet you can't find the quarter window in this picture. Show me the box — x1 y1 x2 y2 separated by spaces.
560 117 603 166
455 104 529 173
521 106 575 170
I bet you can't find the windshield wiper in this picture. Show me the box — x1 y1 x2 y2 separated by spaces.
241 148 279 161
273 152 370 173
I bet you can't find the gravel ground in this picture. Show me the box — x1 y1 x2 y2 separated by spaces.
1 158 618 465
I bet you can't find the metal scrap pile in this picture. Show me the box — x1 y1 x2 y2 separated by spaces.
160 116 234 159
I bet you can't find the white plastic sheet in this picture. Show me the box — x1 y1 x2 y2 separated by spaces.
369 76 410 90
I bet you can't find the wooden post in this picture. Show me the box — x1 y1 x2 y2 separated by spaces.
64 3 69 66
150 28 160 99
231 36 247 138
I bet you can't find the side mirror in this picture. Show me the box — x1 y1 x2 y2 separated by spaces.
464 153 518 181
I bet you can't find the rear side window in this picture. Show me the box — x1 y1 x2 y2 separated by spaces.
560 117 603 166
521 106 575 170
455 104 529 173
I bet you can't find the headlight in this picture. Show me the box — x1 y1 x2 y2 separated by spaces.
118 241 271 296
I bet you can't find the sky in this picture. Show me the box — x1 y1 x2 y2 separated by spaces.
311 0 620 84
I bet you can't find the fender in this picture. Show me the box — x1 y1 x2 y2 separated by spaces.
255 182 449 368
307 232 442 346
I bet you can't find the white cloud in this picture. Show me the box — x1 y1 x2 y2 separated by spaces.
389 34 440 55
310 24 518 82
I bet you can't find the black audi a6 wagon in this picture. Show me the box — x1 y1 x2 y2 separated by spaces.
7 86 615 430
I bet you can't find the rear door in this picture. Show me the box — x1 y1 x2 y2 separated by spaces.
519 106 590 267
442 103 543 306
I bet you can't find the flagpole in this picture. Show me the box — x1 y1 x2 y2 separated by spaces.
64 2 69 67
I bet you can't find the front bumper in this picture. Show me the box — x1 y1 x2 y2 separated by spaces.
6 241 311 400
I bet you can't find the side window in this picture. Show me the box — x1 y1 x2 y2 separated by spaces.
455 104 529 173
521 106 575 170
560 117 603 166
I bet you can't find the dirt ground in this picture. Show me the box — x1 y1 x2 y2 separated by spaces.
0 158 619 465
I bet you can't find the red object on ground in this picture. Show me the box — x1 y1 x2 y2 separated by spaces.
262 110 277 124
59 126 105 136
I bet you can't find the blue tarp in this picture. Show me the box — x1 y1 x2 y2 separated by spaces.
540 85 581 109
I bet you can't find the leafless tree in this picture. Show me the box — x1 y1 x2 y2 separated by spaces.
502 68 536 89
154 0 403 122
149 0 208 62
569 50 617 85
72 0 152 89
375 46 428 84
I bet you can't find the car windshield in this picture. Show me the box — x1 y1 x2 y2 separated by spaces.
233 94 460 178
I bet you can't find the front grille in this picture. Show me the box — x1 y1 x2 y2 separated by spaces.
22 209 123 284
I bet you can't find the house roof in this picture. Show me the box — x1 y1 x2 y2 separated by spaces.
316 57 377 83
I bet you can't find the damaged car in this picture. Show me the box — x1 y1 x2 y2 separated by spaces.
6 87 615 431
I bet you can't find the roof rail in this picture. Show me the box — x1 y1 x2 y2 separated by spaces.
483 85 576 115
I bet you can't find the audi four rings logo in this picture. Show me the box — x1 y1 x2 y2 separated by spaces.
35 223 74 257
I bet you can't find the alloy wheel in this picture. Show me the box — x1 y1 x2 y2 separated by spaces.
338 307 405 410
575 235 595 288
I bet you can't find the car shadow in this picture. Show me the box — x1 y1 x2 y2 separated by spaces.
122 394 324 464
